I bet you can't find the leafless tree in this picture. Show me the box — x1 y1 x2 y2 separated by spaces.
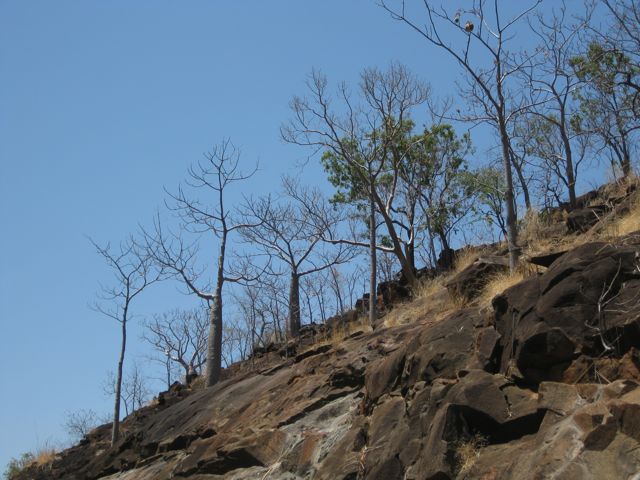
240 186 354 337
519 2 594 208
379 0 542 270
90 236 162 445
143 139 259 387
282 63 429 326
103 362 151 418
63 409 101 442
141 308 208 382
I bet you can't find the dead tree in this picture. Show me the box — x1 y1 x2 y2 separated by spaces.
379 0 542 270
90 236 162 445
143 139 258 387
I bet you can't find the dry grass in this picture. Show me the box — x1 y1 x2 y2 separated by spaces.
317 315 372 346
519 209 546 247
478 270 526 309
605 193 640 238
454 433 488 476
452 247 483 276
31 447 57 467
190 375 206 391
383 276 467 328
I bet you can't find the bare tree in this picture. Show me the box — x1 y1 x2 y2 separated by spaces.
141 308 208 381
63 409 102 442
90 236 162 445
143 139 258 387
240 186 353 337
379 0 542 270
282 64 429 326
103 362 150 418
519 2 594 208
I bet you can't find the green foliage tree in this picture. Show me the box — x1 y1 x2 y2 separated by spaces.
283 64 429 325
571 41 639 177
408 124 473 268
3 453 34 480
463 166 508 240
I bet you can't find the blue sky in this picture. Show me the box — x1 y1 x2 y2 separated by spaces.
0 0 599 470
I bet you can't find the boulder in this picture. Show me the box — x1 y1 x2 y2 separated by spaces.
493 241 640 385
446 256 508 302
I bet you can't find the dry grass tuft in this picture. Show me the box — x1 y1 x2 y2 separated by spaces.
454 433 488 475
190 375 206 391
608 194 640 238
383 276 467 328
32 447 57 467
479 270 526 309
519 209 546 247
452 247 483 275
318 315 372 346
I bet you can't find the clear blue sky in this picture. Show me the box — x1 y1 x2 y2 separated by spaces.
0 0 596 470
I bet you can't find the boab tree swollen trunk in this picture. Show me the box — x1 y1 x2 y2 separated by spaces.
90 236 163 446
144 139 258 387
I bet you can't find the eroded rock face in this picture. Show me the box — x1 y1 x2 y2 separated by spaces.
446 256 508 302
493 240 640 386
15 240 640 480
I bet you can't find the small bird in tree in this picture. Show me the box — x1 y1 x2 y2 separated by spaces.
465 21 474 32
454 12 460 24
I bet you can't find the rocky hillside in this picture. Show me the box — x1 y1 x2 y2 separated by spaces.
15 183 640 480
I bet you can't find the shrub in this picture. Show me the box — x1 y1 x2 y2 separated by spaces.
3 453 34 480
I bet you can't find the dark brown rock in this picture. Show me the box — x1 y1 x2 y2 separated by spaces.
493 240 640 385
446 256 508 301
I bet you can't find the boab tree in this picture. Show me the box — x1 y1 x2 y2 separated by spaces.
379 0 542 270
90 236 162 445
143 139 258 387
240 185 353 338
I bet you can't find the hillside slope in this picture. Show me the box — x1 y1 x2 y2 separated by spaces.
15 185 640 480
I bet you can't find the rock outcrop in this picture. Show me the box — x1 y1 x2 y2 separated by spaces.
15 231 640 478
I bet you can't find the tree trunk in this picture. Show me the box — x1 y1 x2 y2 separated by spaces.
288 271 301 337
370 189 417 287
331 269 345 315
369 192 377 328
424 216 439 268
205 233 226 387
111 315 126 446
165 352 171 390
510 152 531 211
622 151 632 178
205 293 222 386
499 118 521 271
560 115 577 209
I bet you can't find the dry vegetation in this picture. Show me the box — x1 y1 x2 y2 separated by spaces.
478 270 526 308
31 447 57 468
603 192 640 238
453 433 488 476
317 315 372 346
